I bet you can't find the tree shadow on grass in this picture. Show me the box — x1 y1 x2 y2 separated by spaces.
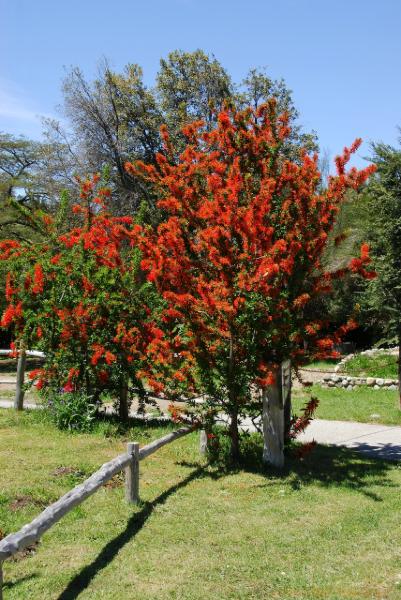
279 444 396 502
179 438 397 502
57 440 396 598
2 573 37 591
57 465 207 600
92 410 177 436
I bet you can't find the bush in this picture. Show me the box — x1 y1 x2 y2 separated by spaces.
46 391 98 432
205 425 265 468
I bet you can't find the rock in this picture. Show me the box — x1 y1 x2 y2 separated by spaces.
374 385 380 390
389 384 398 391
366 378 376 386
384 379 393 386
376 378 384 386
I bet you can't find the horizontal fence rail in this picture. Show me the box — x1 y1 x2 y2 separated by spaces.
0 350 45 358
0 348 45 411
0 425 196 598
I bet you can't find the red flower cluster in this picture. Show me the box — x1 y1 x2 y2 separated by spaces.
126 103 376 391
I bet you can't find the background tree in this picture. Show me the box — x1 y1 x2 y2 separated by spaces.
361 140 401 402
238 68 317 159
156 49 233 146
0 133 55 239
42 50 316 219
0 133 61 333
44 60 163 215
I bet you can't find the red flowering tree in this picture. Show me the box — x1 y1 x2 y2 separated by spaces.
126 101 376 461
0 176 165 421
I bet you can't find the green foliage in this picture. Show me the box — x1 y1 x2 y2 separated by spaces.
318 188 376 340
157 49 232 134
361 140 401 347
45 391 98 432
0 178 164 419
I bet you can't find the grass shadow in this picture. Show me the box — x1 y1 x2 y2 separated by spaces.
2 572 38 590
57 465 206 599
178 436 396 502
90 410 176 437
279 444 395 502
57 436 396 597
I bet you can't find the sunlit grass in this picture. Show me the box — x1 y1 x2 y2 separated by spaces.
293 385 401 425
1 409 401 599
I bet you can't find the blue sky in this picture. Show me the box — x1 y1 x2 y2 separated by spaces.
1 0 400 169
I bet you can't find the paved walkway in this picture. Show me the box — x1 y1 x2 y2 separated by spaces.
297 419 401 461
2 400 401 461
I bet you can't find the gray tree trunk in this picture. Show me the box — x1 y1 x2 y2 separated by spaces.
14 345 26 411
119 378 129 422
262 360 291 468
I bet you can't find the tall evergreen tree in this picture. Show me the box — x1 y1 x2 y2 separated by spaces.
363 140 401 403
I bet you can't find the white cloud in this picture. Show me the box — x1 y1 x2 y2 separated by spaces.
0 87 40 122
0 79 57 138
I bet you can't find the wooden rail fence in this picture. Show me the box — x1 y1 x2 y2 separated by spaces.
0 424 198 598
0 348 45 410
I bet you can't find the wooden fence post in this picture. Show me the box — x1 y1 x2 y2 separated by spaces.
199 430 208 455
14 343 27 411
125 442 140 504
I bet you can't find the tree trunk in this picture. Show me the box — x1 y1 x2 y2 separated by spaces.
398 329 401 410
227 331 240 462
282 360 292 438
229 408 240 462
119 378 129 422
262 360 291 468
14 343 26 411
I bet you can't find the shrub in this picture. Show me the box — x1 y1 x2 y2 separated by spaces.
46 391 98 432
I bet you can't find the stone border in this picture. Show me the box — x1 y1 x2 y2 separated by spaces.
321 374 398 390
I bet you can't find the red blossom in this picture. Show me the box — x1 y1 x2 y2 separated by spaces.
32 264 44 294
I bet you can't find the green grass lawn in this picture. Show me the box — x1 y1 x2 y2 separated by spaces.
2 409 401 599
293 385 401 425
343 352 398 379
303 359 339 371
